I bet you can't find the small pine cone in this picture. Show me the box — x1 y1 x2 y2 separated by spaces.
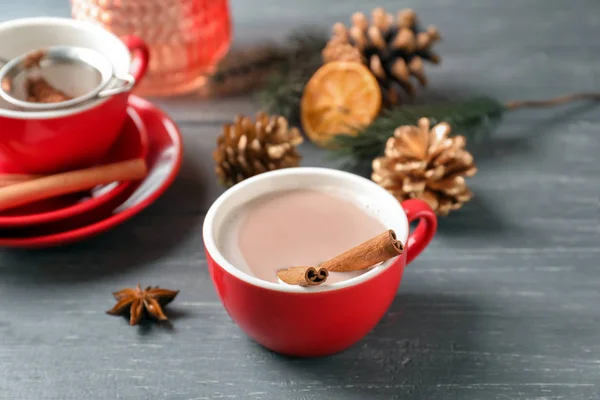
213 112 304 187
322 8 441 105
371 118 477 216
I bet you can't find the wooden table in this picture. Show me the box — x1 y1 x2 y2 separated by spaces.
1 1 600 399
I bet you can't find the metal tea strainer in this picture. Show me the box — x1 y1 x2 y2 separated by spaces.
0 46 135 111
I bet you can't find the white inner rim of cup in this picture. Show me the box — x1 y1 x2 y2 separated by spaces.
203 167 409 293
0 17 132 120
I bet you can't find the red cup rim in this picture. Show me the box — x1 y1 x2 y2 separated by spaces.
202 167 409 294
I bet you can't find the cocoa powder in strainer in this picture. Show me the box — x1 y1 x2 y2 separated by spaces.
26 77 72 103
22 50 73 104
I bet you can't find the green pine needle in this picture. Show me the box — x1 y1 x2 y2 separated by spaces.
255 71 306 122
255 27 328 123
330 96 507 175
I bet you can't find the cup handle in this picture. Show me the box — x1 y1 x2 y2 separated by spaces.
121 35 149 87
98 74 135 97
401 199 438 264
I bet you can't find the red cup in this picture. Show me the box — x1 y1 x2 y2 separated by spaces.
203 167 437 357
0 17 149 174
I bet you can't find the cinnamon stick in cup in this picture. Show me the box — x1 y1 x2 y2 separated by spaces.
277 229 404 286
0 158 147 212
322 229 403 272
277 266 329 287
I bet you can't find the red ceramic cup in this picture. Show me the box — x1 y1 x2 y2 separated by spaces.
203 167 437 357
0 17 149 174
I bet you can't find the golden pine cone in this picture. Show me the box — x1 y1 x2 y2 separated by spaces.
322 8 441 105
372 118 477 216
213 113 304 187
321 35 363 64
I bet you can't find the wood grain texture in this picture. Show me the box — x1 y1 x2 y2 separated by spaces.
1 0 600 399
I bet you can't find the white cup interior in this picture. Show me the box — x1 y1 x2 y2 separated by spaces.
0 17 132 119
203 167 409 293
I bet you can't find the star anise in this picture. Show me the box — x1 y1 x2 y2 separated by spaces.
106 284 179 326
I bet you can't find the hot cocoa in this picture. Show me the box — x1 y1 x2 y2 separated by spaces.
218 188 388 284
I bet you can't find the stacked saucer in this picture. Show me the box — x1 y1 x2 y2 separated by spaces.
0 96 182 248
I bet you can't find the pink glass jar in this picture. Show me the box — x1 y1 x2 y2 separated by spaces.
71 0 231 97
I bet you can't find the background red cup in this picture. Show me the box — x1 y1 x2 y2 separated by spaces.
0 17 149 174
203 167 437 357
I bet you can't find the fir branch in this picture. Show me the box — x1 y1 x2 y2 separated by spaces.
204 44 287 97
331 97 507 175
255 71 306 122
255 27 328 122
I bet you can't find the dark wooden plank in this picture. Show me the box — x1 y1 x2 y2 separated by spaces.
1 0 600 399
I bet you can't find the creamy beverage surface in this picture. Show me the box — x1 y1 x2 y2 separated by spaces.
218 189 387 284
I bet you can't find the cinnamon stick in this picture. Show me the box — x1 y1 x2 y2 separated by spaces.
0 173 41 188
277 229 404 286
0 158 147 212
277 266 329 287
323 229 403 272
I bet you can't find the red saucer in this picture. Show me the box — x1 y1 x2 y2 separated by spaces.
0 107 149 228
0 96 182 248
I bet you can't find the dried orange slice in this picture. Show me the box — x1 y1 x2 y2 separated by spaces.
301 61 382 148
